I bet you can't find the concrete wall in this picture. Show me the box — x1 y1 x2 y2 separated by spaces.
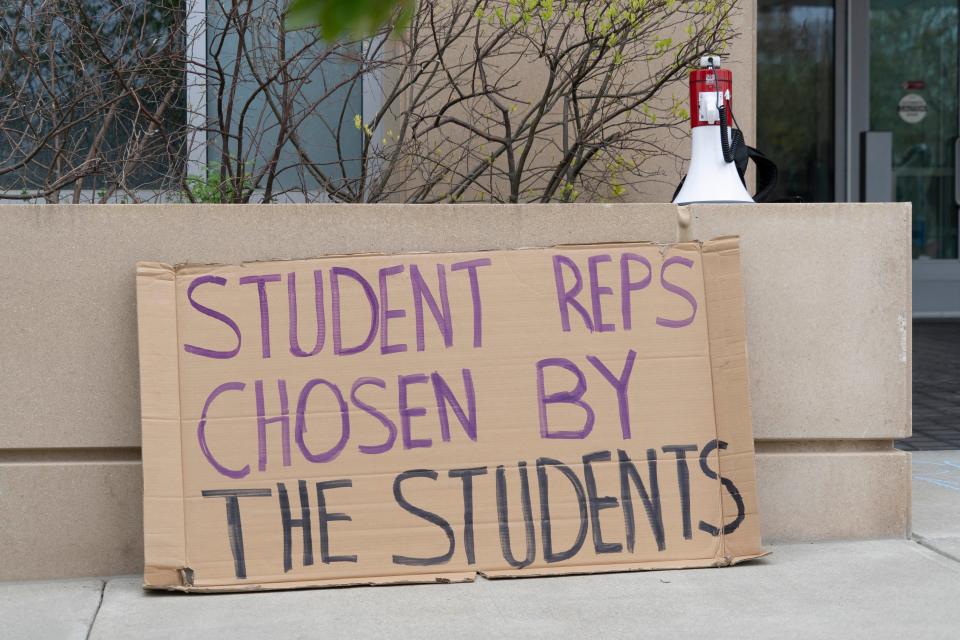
0 202 910 581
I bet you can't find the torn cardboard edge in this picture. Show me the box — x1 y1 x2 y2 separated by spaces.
162 239 720 274
136 262 187 591
136 236 764 592
701 234 754 563
150 551 770 593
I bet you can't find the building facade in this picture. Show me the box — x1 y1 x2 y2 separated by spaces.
757 0 959 316
0 1 919 582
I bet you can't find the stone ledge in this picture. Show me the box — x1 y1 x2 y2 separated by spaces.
756 450 911 542
685 203 912 441
1 446 913 580
0 203 912 579
0 462 143 581
0 203 910 447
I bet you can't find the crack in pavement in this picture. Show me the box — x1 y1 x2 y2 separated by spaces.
912 534 960 565
83 580 106 640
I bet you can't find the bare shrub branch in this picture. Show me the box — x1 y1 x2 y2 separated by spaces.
0 0 738 203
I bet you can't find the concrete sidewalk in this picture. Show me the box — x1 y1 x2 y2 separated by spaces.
912 450 960 560
3 540 959 640
5 451 960 640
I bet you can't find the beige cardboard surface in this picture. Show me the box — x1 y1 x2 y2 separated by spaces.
136 238 763 592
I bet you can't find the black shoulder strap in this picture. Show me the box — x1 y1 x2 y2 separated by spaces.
731 129 779 202
732 129 749 178
671 175 685 202
742 145 779 203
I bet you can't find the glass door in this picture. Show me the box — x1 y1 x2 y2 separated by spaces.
867 0 960 315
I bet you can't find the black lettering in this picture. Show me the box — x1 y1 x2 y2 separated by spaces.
618 449 665 552
202 488 272 579
316 479 357 563
277 480 313 572
697 440 746 536
449 466 488 565
392 470 455 566
582 450 622 554
662 444 697 540
536 458 588 563
495 463 536 569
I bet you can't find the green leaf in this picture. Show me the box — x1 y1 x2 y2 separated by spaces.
654 36 672 53
285 0 415 41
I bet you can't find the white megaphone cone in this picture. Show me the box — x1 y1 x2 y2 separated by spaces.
673 55 754 205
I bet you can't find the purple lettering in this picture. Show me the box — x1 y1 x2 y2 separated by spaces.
431 369 478 442
295 379 349 464
451 258 492 348
587 254 615 332
255 379 291 472
536 357 595 439
197 381 249 479
399 373 431 449
620 253 652 330
586 350 637 439
656 256 697 329
379 265 407 355
184 275 242 359
410 264 452 352
239 274 281 359
288 271 325 357
331 267 379 355
552 255 594 332
350 377 397 455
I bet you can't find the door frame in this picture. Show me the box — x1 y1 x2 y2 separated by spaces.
842 0 960 317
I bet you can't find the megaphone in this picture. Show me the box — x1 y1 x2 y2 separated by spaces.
672 55 755 205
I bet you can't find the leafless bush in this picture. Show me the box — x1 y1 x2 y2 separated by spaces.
0 0 187 202
365 0 738 203
0 0 738 203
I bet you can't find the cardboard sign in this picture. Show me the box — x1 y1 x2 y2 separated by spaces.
136 238 764 592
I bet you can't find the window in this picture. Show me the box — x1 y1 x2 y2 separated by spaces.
0 0 186 198
756 0 836 202
200 0 364 201
870 0 959 259
0 0 365 202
